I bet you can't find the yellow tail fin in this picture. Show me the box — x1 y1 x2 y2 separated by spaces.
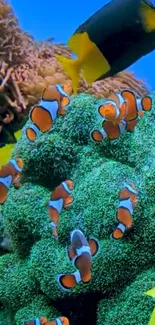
56 55 81 95
141 1 155 32
57 32 110 94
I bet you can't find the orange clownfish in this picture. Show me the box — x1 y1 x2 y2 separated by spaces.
121 89 152 121
0 158 23 204
26 84 71 142
98 89 152 126
48 180 73 238
98 92 127 125
91 119 127 142
111 182 138 240
57 229 99 290
24 316 70 325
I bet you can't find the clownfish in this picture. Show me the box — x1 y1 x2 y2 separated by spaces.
26 84 71 142
0 158 23 204
111 183 138 240
24 316 70 325
56 0 155 94
57 229 99 290
48 180 73 238
98 94 127 126
91 119 127 142
98 90 152 126
121 89 152 121
91 89 152 142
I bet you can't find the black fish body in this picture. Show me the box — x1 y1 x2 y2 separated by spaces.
56 0 155 94
74 0 155 79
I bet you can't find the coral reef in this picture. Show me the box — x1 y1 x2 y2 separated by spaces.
0 0 150 146
0 92 155 324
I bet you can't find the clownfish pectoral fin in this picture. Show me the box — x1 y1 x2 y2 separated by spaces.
57 273 78 291
61 96 70 108
63 196 74 209
88 237 100 257
66 245 77 261
90 129 104 143
62 83 73 96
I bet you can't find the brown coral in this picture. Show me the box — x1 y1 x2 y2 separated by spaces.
0 0 150 144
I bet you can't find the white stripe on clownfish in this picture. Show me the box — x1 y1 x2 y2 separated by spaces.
56 84 69 99
62 181 72 194
76 245 91 257
136 98 143 114
38 100 59 121
73 270 82 283
0 175 12 190
48 198 63 213
123 182 138 195
27 124 40 136
56 318 63 325
35 319 41 325
10 159 22 173
118 198 133 215
117 92 126 107
117 223 126 233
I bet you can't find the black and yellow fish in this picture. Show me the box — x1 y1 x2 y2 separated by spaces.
56 0 155 94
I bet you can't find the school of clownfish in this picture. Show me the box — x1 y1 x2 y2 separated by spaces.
0 83 152 325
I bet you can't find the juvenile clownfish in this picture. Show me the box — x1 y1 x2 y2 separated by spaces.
24 316 70 325
48 180 73 238
26 84 71 142
0 158 23 204
111 183 138 240
56 0 155 94
91 119 127 142
57 229 99 290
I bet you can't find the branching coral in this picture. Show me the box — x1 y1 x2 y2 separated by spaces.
0 0 150 146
